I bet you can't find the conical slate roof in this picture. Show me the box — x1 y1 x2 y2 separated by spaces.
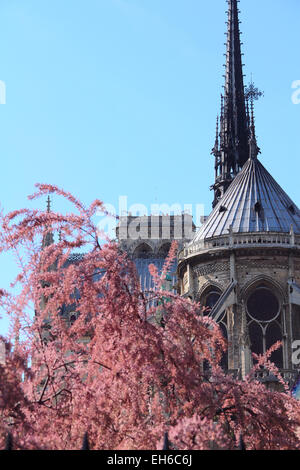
193 157 300 241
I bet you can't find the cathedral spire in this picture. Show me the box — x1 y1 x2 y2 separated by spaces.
211 0 249 208
42 194 54 248
248 87 261 160
47 194 51 213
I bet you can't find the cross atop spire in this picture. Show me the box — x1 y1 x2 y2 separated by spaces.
245 79 264 111
211 0 250 208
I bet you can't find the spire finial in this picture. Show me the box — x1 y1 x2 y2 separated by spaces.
248 99 260 160
212 115 220 155
246 96 250 127
42 194 54 248
250 92 255 135
47 194 51 213
245 78 263 160
215 114 219 148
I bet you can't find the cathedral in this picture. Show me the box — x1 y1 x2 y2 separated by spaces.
117 0 300 384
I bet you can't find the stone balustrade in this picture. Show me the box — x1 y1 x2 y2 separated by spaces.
178 232 300 260
253 368 298 386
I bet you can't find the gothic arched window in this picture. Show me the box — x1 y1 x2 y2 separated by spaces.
205 291 221 310
157 243 171 259
132 243 153 259
246 284 283 369
202 287 228 370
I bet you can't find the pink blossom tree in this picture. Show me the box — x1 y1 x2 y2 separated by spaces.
0 184 299 450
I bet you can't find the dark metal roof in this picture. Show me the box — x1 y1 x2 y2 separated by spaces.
193 157 300 241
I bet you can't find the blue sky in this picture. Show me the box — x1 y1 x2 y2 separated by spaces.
0 0 299 334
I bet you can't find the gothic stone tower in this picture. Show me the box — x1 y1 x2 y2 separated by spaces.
117 214 195 294
178 0 300 383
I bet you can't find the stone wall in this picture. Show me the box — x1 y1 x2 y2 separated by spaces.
178 245 300 377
